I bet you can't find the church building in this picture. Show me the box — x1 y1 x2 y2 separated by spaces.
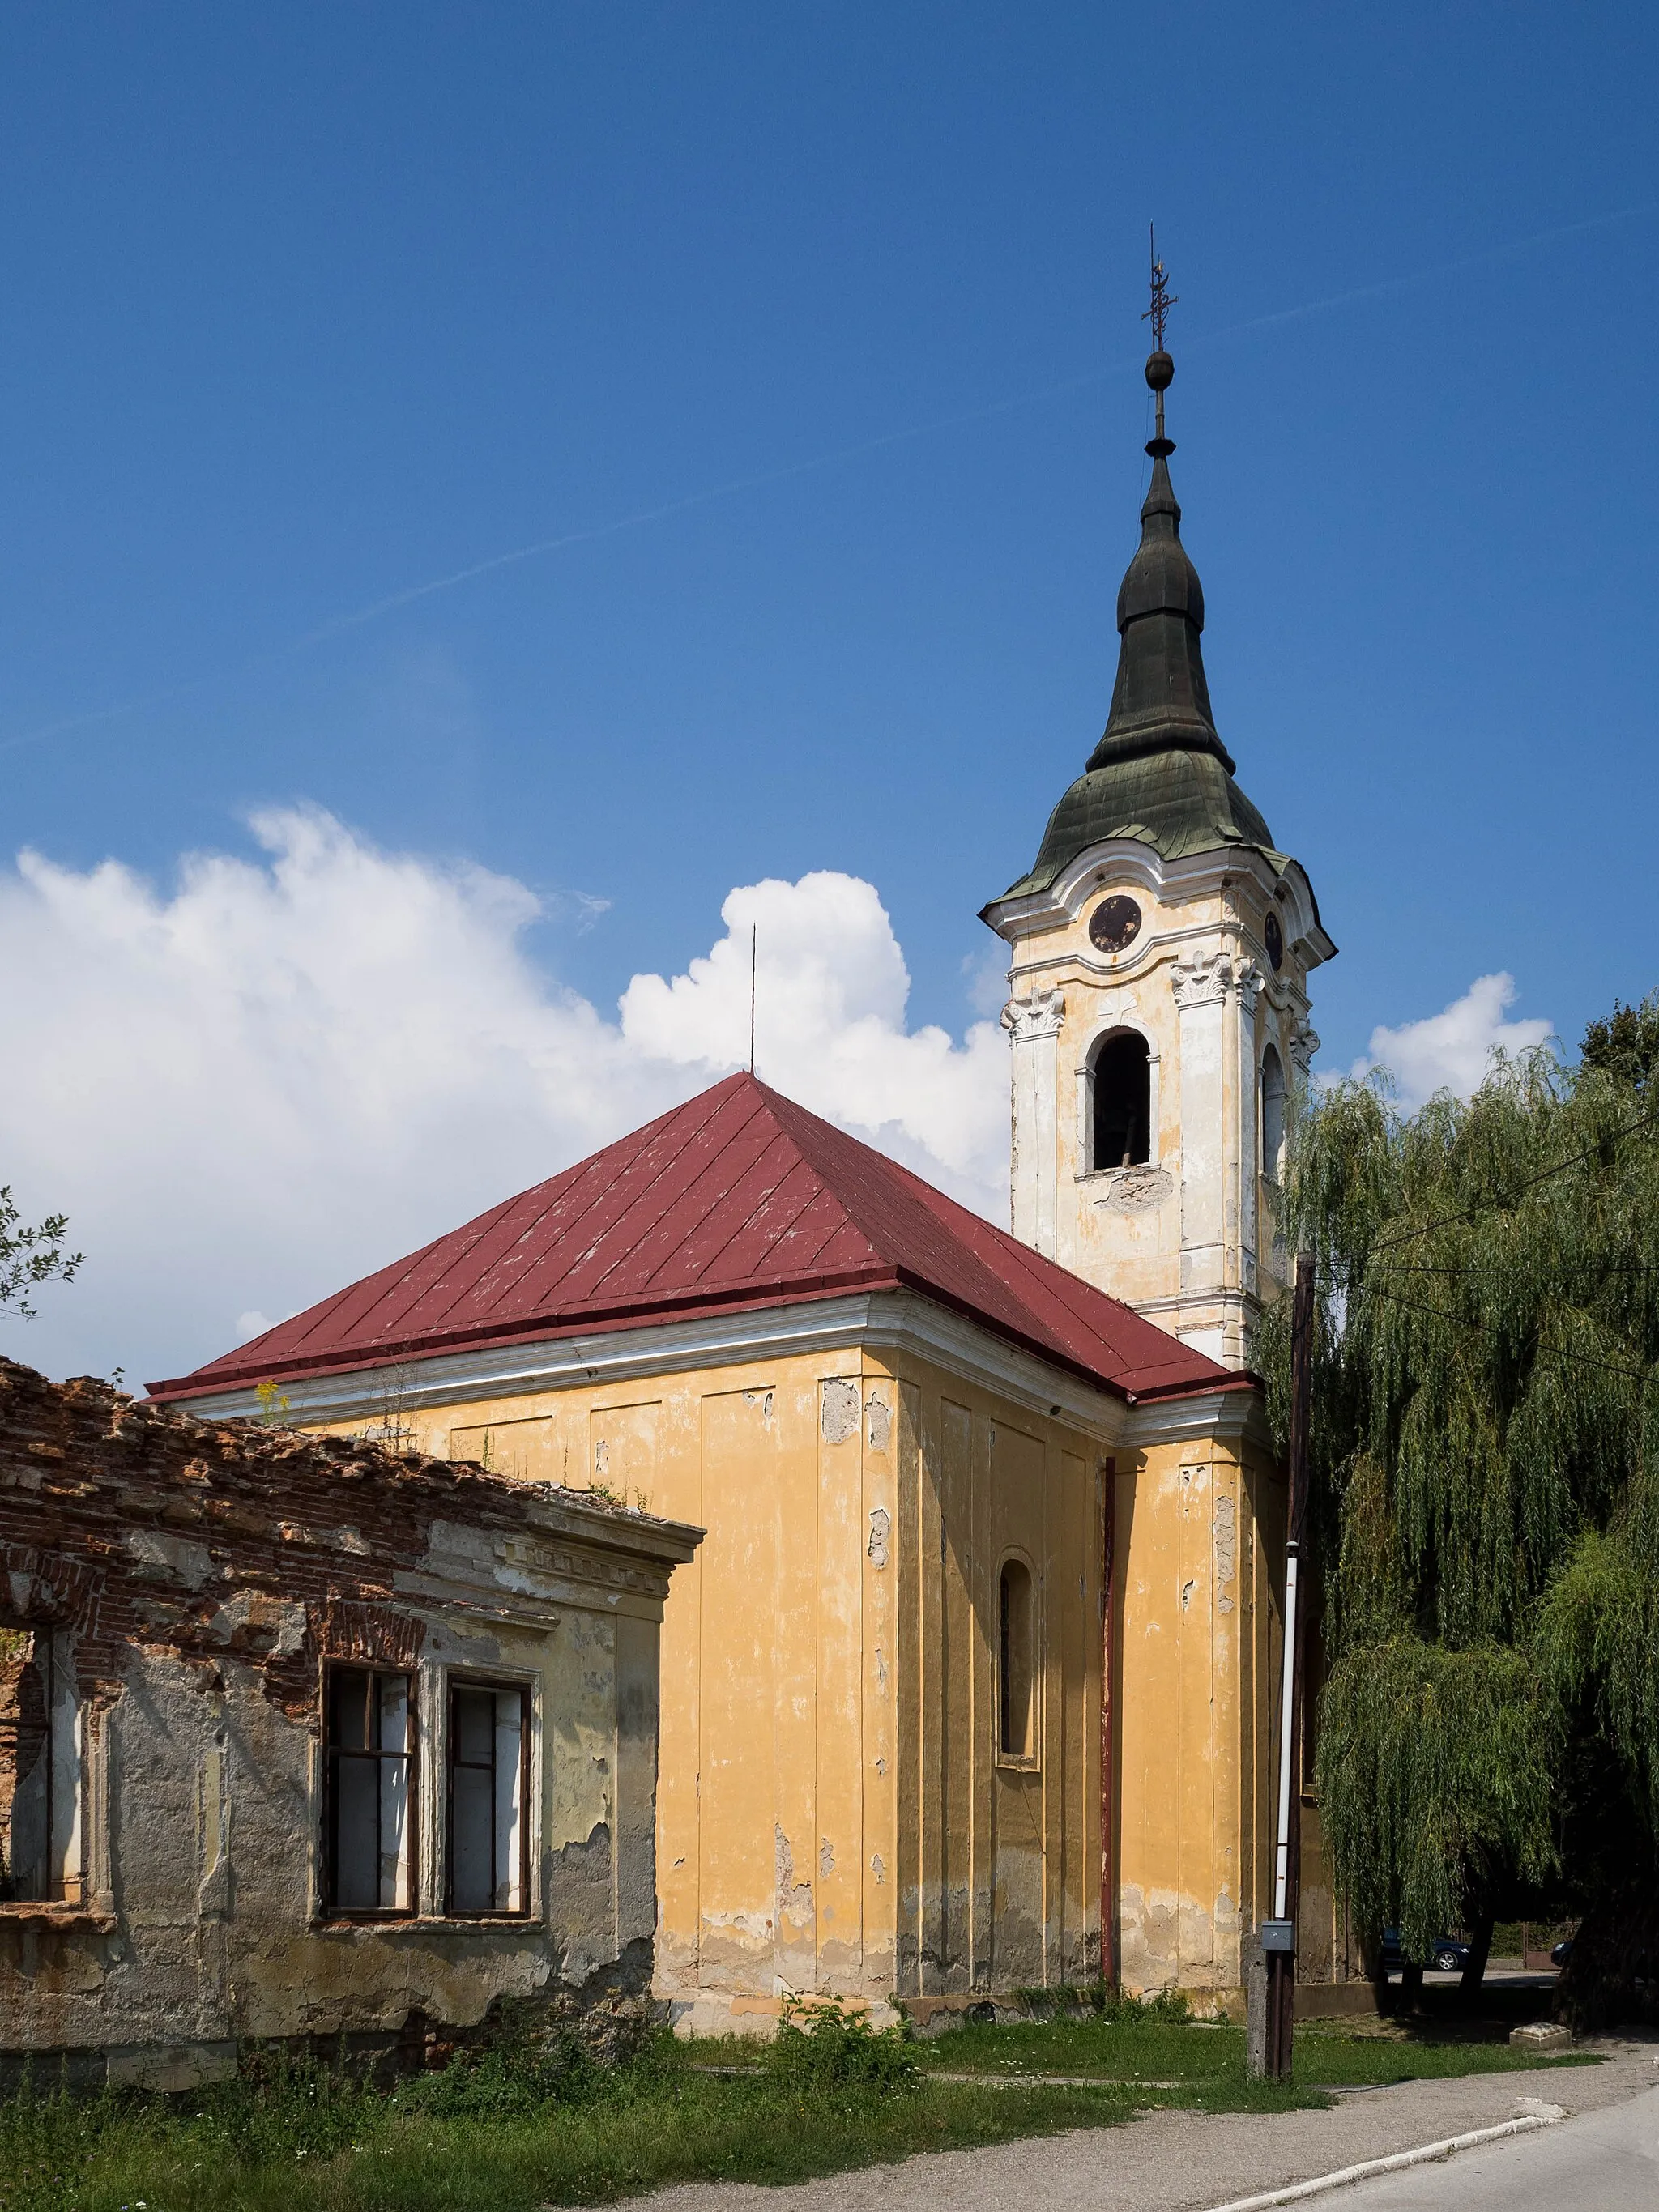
151 314 1347 2027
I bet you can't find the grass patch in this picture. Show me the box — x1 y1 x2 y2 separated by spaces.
917 2010 1602 2092
0 2010 1138 2212
0 1999 1600 2212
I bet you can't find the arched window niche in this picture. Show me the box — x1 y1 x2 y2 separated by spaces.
998 1556 1037 1762
1260 1044 1287 1183
1089 1029 1153 1174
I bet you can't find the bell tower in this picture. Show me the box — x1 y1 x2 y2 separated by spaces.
981 252 1335 1368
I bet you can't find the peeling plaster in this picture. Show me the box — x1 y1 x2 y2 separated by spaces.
864 1392 892 1452
866 1507 890 1570
820 1379 859 1445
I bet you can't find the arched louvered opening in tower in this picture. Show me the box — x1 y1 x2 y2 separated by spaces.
1091 1030 1151 1171
1261 1043 1286 1180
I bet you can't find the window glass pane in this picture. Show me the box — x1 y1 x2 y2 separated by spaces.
378 1765 410 1908
453 1686 495 1767
493 1693 524 1913
49 1670 83 1903
326 1668 412 1912
448 1682 527 1914
377 1675 409 1758
451 1765 495 1912
333 1756 381 1909
332 1669 371 1751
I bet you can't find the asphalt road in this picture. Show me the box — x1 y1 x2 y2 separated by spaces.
1332 2082 1659 2209
642 2041 1659 2212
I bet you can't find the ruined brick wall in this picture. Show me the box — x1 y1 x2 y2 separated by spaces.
0 1359 698 2086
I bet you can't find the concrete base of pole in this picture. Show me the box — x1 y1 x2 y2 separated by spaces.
1245 1939 1269 2080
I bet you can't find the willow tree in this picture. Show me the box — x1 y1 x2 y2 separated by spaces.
1262 997 1659 2021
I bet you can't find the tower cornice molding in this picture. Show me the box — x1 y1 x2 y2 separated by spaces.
983 837 1334 971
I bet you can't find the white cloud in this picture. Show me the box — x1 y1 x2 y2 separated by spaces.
0 808 1008 1388
1350 973 1553 1109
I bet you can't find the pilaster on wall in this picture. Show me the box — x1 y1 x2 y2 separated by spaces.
1003 987 1065 1257
1168 952 1264 1368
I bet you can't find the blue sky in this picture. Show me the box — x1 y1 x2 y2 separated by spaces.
2 2 1656 1380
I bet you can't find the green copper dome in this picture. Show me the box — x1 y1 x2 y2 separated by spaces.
996 445 1279 901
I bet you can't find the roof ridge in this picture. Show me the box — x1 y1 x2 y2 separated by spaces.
150 1072 1237 1407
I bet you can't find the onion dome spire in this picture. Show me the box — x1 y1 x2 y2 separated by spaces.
987 241 1283 904
1089 233 1231 776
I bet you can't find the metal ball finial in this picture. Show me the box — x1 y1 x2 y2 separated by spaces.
1141 228 1179 456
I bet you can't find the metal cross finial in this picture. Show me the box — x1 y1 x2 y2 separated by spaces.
1141 224 1177 351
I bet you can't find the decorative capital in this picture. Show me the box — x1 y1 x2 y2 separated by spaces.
1290 1020 1321 1078
1170 952 1262 1010
1002 987 1065 1043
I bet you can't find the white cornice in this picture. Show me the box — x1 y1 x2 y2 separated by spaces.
1124 1385 1274 1457
984 837 1334 974
168 1288 1259 1459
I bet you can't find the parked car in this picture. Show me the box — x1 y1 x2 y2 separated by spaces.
1380 1927 1472 1974
1551 1937 1572 1968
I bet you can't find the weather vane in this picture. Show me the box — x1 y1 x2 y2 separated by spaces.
1141 224 1177 458
1141 224 1177 352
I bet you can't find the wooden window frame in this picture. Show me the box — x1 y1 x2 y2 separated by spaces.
321 1663 417 1920
444 1676 531 1919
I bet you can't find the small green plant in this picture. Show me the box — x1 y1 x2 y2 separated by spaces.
393 2022 599 2118
193 2044 383 2165
0 2071 109 2212
766 1996 919 2096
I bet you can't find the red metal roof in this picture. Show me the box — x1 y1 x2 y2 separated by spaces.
147 1073 1240 1407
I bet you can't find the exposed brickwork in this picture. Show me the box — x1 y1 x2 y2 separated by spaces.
0 1357 667 1722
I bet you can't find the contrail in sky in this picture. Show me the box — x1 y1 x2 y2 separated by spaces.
4 200 1653 759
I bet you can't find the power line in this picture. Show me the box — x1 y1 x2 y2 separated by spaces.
1350 1282 1655 1388
1362 1098 1659 1255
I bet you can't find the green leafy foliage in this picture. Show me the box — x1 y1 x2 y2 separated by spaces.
391 2022 599 2118
765 1996 919 2095
1580 989 1659 1096
191 2045 385 2164
1260 1016 1659 2015
0 1189 80 1320
1316 1638 1557 1946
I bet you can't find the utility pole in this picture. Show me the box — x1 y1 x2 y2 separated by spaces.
1262 1252 1315 2079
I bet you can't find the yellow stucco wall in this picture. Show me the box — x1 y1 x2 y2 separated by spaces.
301 1327 1286 2021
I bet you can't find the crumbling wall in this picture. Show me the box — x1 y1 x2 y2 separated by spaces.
0 1358 696 2084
